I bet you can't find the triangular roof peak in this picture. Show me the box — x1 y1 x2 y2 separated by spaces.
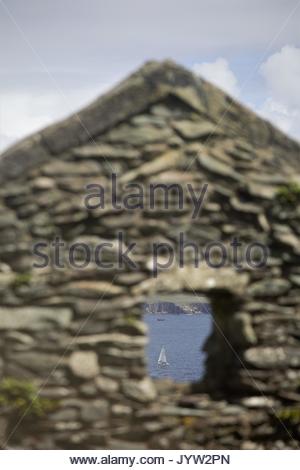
0 59 298 182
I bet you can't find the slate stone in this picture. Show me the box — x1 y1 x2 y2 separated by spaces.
290 275 300 287
198 153 242 182
111 404 132 416
112 318 147 336
120 150 183 182
62 281 125 299
42 160 101 176
150 104 174 117
244 347 298 369
172 120 223 139
122 377 157 402
69 351 100 379
95 375 119 393
50 408 79 422
131 114 166 127
105 124 174 146
31 177 56 190
227 147 254 162
274 231 300 254
241 396 277 408
230 197 261 214
73 144 140 159
0 307 72 330
12 352 62 374
74 333 146 348
248 279 291 297
80 400 109 422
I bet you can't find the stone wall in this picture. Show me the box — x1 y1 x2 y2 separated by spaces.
0 61 300 449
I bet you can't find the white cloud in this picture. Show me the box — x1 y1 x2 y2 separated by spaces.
0 93 59 150
260 45 300 109
259 45 300 140
0 84 112 152
260 98 300 136
192 47 300 141
192 58 240 98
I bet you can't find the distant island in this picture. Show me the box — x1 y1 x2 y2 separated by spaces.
144 301 211 315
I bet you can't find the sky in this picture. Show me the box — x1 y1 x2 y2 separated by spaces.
0 0 300 152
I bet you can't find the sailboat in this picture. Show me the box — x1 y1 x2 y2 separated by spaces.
158 346 169 367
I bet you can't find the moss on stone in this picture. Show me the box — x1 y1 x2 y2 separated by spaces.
11 272 32 288
276 183 300 208
182 416 196 428
124 315 139 325
0 377 58 417
277 406 300 424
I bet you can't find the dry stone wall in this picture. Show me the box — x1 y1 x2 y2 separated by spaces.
0 61 300 449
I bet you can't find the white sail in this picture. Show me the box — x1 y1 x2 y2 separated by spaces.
158 346 169 366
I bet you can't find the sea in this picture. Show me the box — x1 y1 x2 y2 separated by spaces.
143 310 212 383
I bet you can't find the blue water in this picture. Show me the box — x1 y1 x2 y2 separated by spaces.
144 312 212 383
